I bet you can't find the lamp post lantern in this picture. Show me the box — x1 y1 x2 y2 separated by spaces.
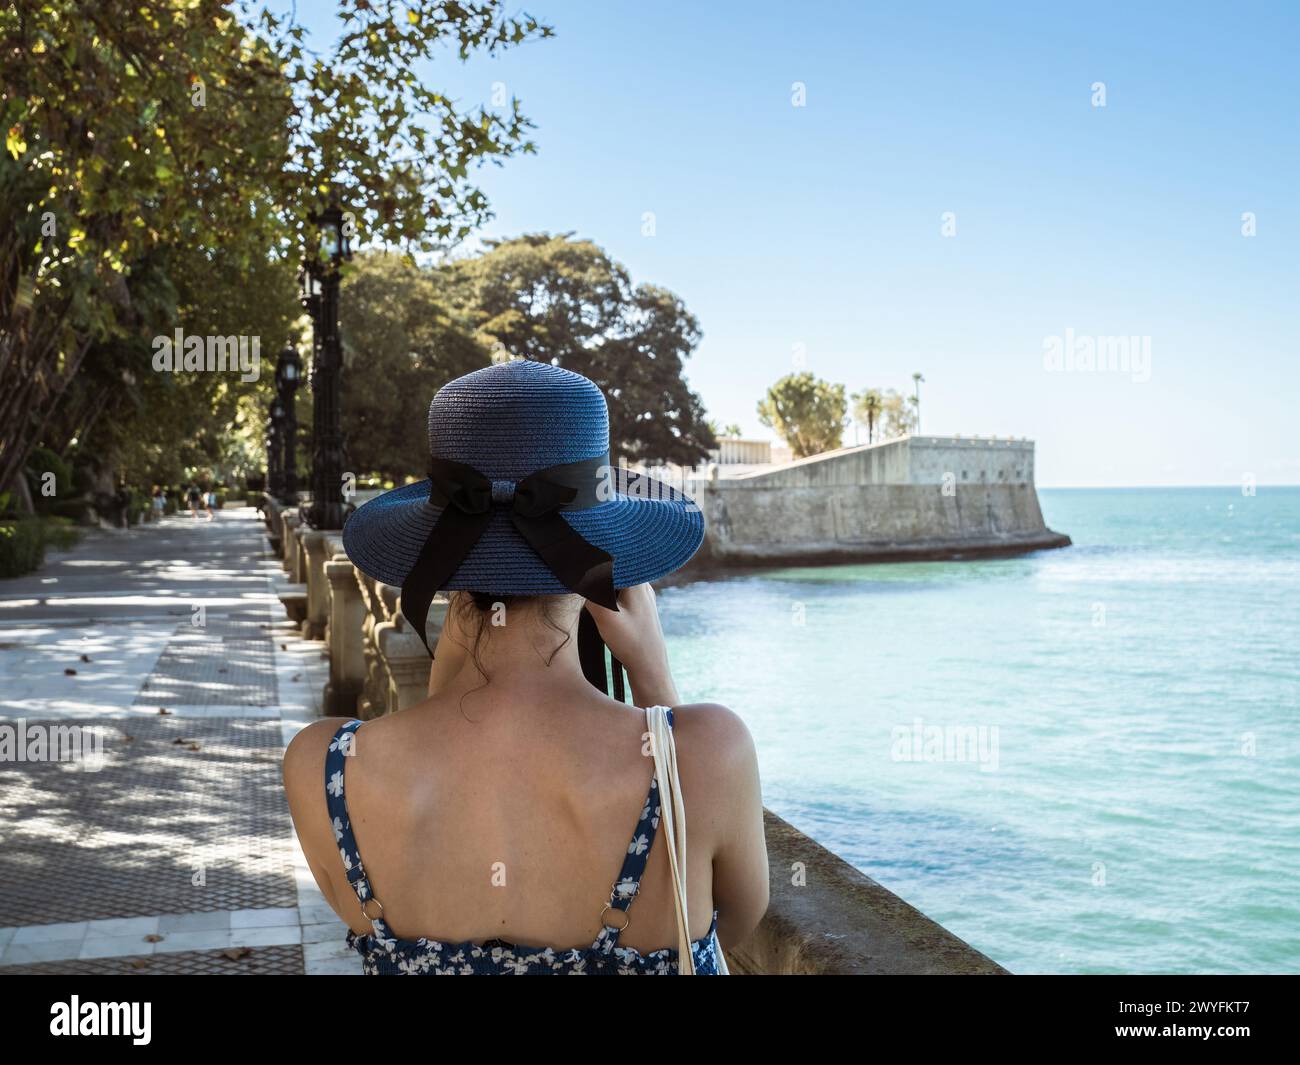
303 203 350 529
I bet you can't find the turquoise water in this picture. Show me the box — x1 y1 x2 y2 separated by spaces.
661 487 1300 974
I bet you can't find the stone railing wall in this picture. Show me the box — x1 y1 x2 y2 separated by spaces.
261 496 446 719
729 811 1006 974
259 494 1010 975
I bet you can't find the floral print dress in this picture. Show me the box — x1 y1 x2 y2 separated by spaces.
324 714 721 974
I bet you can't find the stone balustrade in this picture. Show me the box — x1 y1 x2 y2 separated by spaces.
258 494 1009 975
350 564 447 718
262 495 446 718
299 529 336 640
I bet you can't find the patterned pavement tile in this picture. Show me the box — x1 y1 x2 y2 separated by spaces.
134 610 277 708
1 944 304 975
0 714 297 926
0 513 327 976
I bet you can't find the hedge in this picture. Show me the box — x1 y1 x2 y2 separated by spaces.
0 520 46 578
43 516 82 551
23 446 74 512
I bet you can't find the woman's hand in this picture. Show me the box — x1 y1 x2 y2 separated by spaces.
584 584 680 708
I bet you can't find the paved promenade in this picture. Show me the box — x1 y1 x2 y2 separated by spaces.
0 507 360 974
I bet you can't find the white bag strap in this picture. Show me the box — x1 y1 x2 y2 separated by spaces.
645 705 695 974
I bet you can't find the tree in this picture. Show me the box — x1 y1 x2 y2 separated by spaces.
339 251 487 481
454 233 716 466
879 388 917 438
36 235 302 497
757 372 847 458
0 0 553 498
851 388 884 444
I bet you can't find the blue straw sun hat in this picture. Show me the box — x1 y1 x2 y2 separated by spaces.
342 360 705 646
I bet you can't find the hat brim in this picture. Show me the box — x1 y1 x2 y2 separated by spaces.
342 470 705 595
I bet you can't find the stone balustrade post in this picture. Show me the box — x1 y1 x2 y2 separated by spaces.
291 524 310 585
261 493 283 554
324 552 365 716
374 616 429 713
349 571 449 718
300 528 339 640
282 512 302 576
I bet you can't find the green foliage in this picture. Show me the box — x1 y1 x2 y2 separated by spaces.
848 388 917 442
123 486 149 524
1 0 553 494
339 251 488 480
55 249 301 493
41 515 81 551
23 445 73 509
454 234 716 465
0 519 45 577
0 514 82 577
758 373 848 459
879 388 918 438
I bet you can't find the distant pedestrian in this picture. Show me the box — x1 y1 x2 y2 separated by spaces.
203 488 215 521
151 485 165 520
186 483 202 520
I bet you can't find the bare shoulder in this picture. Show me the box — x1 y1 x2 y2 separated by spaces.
669 702 757 770
282 717 353 796
667 703 761 856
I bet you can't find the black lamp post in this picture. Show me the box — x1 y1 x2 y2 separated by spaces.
267 401 285 500
275 344 303 504
297 259 320 516
302 203 351 529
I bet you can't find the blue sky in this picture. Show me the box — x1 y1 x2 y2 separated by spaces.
297 1 1298 487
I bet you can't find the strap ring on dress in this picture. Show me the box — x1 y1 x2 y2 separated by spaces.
599 903 630 932
360 895 384 922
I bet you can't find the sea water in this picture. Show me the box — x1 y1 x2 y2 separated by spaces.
661 486 1300 974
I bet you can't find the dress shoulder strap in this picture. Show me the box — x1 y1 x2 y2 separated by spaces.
594 707 675 953
323 719 385 930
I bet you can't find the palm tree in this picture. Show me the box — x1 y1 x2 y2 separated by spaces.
855 388 884 443
911 372 925 433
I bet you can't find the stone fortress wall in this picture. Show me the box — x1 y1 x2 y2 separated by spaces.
681 435 1069 566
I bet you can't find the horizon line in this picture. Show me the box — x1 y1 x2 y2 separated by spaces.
1037 483 1300 491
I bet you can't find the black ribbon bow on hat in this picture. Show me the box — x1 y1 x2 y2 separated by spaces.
401 453 618 654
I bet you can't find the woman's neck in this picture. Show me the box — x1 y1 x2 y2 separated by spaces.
428 605 591 703
425 596 682 710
